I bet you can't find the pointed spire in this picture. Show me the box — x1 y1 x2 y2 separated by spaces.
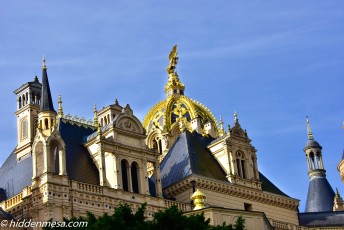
219 116 225 136
306 116 314 140
94 103 99 126
58 95 63 118
40 56 56 113
335 188 341 198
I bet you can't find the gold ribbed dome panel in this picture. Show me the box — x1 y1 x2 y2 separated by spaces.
143 95 219 135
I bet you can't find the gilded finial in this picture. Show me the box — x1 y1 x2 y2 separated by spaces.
306 116 314 140
94 103 99 126
166 45 178 74
42 56 47 69
58 95 63 118
191 189 206 210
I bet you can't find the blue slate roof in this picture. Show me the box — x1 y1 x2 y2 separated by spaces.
0 207 14 220
58 119 99 185
159 130 289 198
160 131 227 188
0 151 32 202
305 140 322 149
259 172 289 197
299 211 344 227
305 176 335 212
0 119 99 203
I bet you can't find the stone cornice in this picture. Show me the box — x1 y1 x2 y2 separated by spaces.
163 175 299 211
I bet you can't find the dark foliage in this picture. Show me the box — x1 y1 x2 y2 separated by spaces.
43 203 245 230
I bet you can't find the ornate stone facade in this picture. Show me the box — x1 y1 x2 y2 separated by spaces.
0 48 343 230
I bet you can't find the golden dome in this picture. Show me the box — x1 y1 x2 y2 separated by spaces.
143 95 219 135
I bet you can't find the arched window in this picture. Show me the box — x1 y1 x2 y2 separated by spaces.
104 116 108 125
18 97 22 109
252 156 257 179
310 152 315 169
121 159 129 192
131 162 140 193
236 151 246 179
31 92 35 104
153 137 163 154
45 118 49 130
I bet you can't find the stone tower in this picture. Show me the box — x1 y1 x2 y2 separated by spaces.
13 76 42 160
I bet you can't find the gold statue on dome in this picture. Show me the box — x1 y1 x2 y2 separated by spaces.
166 45 178 74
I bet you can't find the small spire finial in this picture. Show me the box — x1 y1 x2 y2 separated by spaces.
42 56 46 69
234 111 238 124
306 116 314 140
115 99 119 105
58 95 63 118
94 103 99 126
219 116 225 136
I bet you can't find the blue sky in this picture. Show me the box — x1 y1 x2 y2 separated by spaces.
0 1 343 211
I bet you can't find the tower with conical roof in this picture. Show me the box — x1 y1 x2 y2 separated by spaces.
32 57 67 181
38 57 57 136
303 116 335 212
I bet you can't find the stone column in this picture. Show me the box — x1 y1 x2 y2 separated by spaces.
115 156 122 189
44 144 50 173
128 165 133 192
59 149 67 175
154 162 163 197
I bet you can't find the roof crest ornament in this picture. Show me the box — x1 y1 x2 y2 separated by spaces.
58 95 63 118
